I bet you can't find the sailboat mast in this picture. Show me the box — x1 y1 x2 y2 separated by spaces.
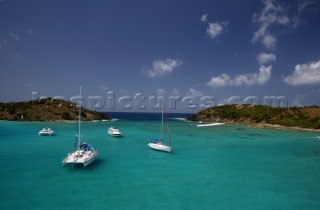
45 104 48 128
164 103 171 147
78 86 81 151
161 104 164 141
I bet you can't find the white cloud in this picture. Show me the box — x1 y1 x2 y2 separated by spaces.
262 33 277 49
200 14 208 22
146 59 183 78
207 73 231 88
187 88 203 97
156 88 166 96
252 0 289 48
171 89 179 95
207 65 272 88
206 21 228 39
283 60 320 86
26 29 34 36
9 32 21 41
99 84 108 91
257 53 276 64
293 94 305 107
298 0 315 13
293 0 317 27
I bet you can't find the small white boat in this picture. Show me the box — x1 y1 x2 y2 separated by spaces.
62 87 98 167
148 103 172 153
108 126 122 137
197 122 225 127
39 127 54 135
39 105 54 136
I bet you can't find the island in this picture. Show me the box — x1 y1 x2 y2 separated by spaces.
187 104 320 131
0 98 110 121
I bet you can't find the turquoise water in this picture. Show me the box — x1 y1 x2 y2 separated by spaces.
0 118 320 210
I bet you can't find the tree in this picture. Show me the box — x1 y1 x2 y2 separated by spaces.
61 112 71 120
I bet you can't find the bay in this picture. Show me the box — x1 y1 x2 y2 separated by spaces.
0 113 319 210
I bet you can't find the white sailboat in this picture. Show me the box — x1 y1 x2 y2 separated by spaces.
39 105 54 136
62 87 98 167
148 104 172 153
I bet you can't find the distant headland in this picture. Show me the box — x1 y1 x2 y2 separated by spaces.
187 104 320 131
0 98 110 121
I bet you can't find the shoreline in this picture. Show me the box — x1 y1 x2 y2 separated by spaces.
2 119 320 133
225 121 320 132
196 120 320 132
187 105 320 133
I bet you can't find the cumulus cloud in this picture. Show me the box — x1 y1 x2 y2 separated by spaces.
257 53 276 64
200 14 208 22
252 0 289 48
187 88 203 97
146 59 183 78
283 60 320 86
206 21 228 39
207 65 272 88
156 88 166 96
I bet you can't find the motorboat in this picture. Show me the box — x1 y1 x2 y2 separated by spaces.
108 126 122 137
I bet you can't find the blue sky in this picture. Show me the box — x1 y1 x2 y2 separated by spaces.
0 0 320 112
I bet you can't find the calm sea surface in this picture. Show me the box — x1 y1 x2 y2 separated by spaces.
0 112 320 210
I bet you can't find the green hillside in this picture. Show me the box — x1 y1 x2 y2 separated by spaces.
187 105 320 129
0 98 110 121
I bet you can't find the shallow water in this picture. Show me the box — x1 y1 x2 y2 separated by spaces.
0 116 320 210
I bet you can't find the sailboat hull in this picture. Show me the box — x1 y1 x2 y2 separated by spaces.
62 150 99 167
148 143 171 152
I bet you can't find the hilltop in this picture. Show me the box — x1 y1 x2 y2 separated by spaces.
187 105 320 130
0 98 110 121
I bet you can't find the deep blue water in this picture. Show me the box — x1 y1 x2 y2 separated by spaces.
104 112 191 121
0 112 320 210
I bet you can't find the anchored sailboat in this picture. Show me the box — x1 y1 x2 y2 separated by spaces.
62 87 98 167
148 103 172 152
